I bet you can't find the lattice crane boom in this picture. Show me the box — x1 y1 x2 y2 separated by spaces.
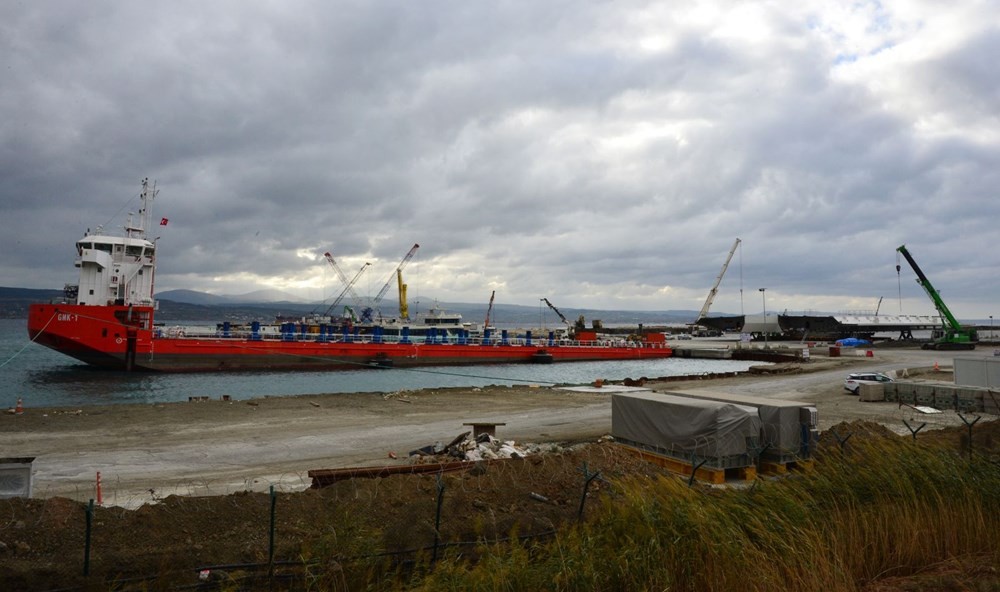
322 252 370 317
697 238 741 321
363 243 419 322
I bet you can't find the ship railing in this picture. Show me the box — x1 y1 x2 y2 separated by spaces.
155 329 665 349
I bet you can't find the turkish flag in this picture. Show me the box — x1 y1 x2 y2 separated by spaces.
160 218 169 226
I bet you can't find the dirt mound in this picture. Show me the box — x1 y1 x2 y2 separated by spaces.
819 420 899 447
0 441 678 590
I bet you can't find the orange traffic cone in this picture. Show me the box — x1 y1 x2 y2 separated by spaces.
14 397 23 415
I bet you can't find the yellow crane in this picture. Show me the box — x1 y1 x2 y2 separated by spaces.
362 243 419 322
397 269 409 320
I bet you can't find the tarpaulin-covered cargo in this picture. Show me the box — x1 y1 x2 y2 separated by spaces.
611 392 760 469
664 390 818 463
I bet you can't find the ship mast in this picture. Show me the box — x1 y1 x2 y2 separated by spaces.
125 177 157 240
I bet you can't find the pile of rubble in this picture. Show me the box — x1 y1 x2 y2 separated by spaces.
408 431 566 463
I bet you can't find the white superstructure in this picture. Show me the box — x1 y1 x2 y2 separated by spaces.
72 179 158 307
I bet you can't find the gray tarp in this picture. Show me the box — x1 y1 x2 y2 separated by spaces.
664 390 818 460
611 392 760 462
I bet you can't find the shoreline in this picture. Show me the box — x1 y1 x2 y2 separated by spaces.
0 346 983 506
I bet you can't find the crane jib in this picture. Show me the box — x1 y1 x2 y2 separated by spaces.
895 244 975 348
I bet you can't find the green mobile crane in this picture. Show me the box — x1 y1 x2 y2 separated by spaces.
896 244 977 350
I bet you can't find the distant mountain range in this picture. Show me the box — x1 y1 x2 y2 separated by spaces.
156 288 311 306
0 286 714 325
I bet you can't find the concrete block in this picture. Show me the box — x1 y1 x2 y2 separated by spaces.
859 383 885 402
895 381 917 403
914 383 937 405
0 457 35 499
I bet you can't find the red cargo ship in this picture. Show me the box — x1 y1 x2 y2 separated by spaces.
27 179 672 372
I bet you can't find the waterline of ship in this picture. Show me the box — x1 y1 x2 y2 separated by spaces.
2 319 761 408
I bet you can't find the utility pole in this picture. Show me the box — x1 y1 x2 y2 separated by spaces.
759 288 768 349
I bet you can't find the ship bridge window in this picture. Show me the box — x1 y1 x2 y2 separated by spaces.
126 246 143 257
94 243 113 254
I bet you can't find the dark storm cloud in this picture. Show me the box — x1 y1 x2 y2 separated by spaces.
1 1 997 317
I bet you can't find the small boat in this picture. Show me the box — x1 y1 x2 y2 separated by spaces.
27 179 672 372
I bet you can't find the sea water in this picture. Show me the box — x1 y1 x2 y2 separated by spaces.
0 319 762 408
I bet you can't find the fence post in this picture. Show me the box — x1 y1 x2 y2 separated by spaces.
688 458 708 488
902 420 926 440
432 474 445 563
268 485 277 581
833 431 853 451
958 414 982 460
83 498 94 577
577 462 602 521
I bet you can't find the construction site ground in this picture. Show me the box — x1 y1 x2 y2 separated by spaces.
1 344 996 589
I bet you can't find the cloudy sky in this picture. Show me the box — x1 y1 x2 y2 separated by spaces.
2 1 997 319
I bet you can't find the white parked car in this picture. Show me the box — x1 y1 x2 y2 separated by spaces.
843 372 894 395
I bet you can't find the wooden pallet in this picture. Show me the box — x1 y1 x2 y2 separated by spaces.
759 458 815 475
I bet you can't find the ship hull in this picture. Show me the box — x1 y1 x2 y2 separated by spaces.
29 304 672 372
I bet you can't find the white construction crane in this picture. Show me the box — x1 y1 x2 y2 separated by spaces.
696 238 741 322
323 252 370 317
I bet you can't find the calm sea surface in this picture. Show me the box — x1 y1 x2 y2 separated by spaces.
0 318 762 408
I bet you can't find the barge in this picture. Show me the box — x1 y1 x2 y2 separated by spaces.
27 179 672 372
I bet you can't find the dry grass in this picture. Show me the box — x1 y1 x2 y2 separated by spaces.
404 437 1000 591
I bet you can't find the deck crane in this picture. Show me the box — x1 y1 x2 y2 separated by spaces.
695 238 741 325
896 244 977 350
322 257 370 318
542 298 572 329
361 243 419 323
483 290 495 331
